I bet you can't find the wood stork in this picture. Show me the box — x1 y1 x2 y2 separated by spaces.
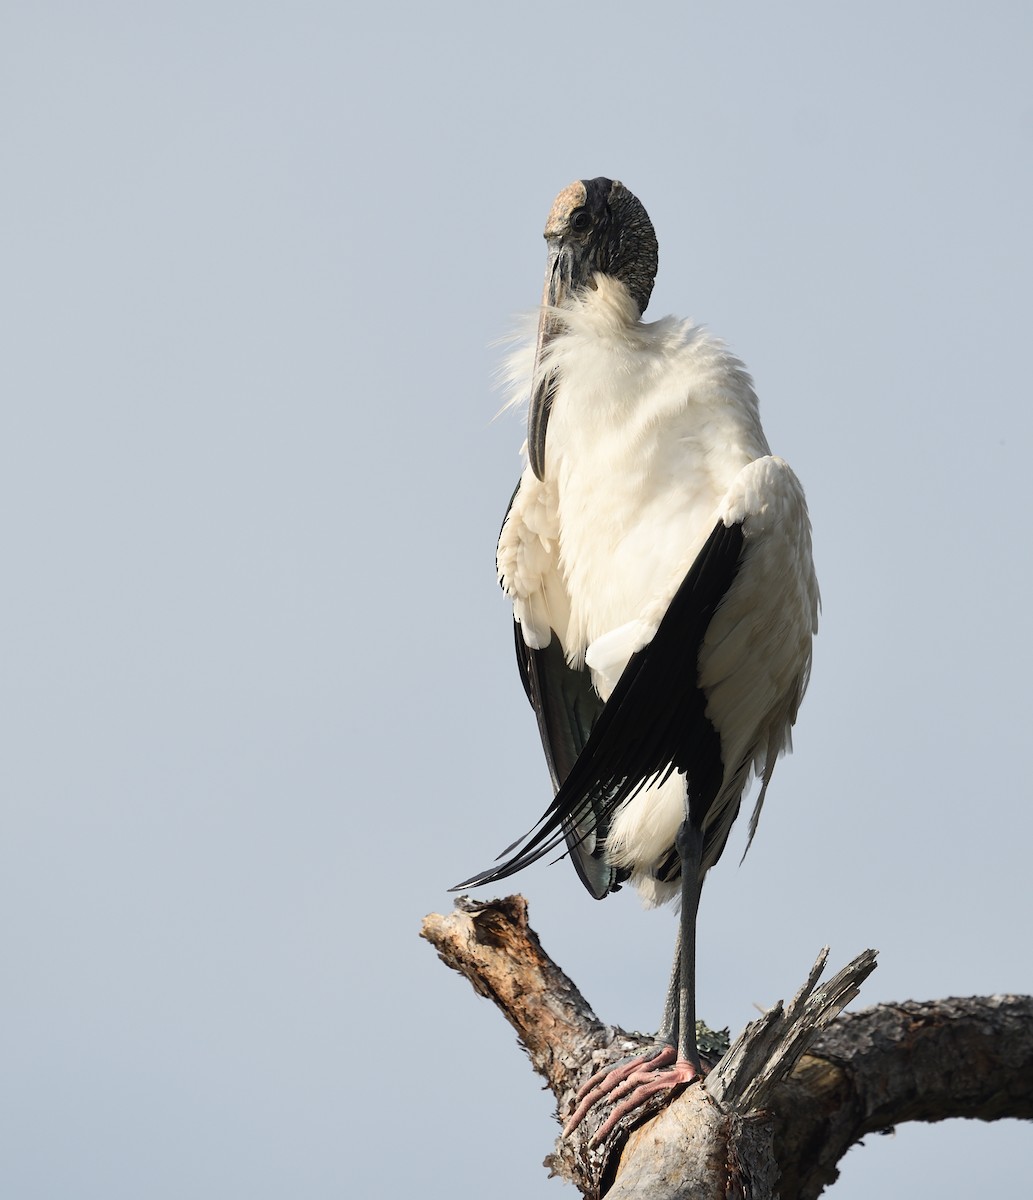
453 178 819 1141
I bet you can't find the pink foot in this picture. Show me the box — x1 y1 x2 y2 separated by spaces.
564 1049 702 1144
563 1045 676 1135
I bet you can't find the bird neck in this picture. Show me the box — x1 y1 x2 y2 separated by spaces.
564 273 642 333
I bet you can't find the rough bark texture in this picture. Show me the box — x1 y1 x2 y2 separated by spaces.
770 995 1033 1199
421 896 1033 1199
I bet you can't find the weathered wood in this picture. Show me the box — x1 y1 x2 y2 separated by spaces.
422 896 1033 1198
420 895 608 1099
771 994 1033 1199
706 946 878 1111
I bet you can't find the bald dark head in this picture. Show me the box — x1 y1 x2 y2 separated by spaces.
542 177 659 316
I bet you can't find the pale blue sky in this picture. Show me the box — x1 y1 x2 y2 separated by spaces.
2 3 1031 1197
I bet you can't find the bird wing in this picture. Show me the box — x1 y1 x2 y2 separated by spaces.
495 471 616 897
698 455 819 864
452 515 746 893
512 628 616 897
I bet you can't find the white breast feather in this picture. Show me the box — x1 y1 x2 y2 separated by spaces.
498 280 818 905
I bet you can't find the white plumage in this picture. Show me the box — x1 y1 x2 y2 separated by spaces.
498 274 817 903
455 178 818 1139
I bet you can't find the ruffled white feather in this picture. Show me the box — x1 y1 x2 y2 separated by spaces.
498 276 819 905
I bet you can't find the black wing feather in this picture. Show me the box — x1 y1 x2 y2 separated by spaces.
514 629 617 897
452 518 745 893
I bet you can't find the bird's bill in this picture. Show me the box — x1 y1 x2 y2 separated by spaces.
528 241 575 481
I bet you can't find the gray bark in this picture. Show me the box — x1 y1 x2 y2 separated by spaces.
422 895 1033 1199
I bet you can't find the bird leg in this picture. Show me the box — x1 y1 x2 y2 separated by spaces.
673 817 705 1075
564 821 706 1144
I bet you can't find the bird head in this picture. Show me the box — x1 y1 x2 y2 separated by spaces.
529 178 659 480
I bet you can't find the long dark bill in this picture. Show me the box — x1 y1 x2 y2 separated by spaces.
527 243 573 481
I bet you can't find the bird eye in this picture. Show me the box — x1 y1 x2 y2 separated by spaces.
570 209 592 233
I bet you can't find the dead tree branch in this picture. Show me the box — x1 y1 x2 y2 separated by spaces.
422 895 1033 1199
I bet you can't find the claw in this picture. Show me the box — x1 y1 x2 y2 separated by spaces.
564 1045 675 1135
565 1049 704 1144
589 1058 699 1143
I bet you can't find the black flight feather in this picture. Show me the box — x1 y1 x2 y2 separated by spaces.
451 518 745 894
